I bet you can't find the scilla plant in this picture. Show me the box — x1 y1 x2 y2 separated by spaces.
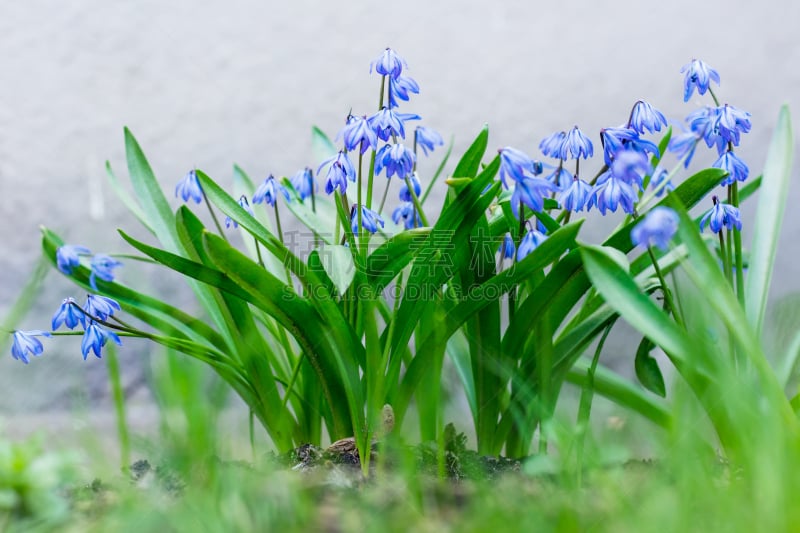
9 51 793 476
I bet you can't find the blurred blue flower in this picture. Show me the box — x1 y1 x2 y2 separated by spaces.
368 107 420 141
51 297 85 330
593 176 638 215
290 167 316 201
388 75 420 108
558 177 595 212
338 115 378 154
225 196 255 228
650 167 674 197
517 229 547 261
399 173 422 202
415 126 444 156
89 254 122 291
713 150 749 186
539 131 566 159
700 198 742 233
544 165 573 190
499 233 516 260
499 147 538 187
253 175 289 207
81 322 121 360
392 202 421 229
510 176 557 217
56 244 91 275
562 126 593 160
84 294 121 322
371 48 407 78
681 59 720 102
630 101 668 134
319 151 356 195
176 169 203 204
717 104 752 146
11 330 51 364
608 149 650 189
667 130 700 168
631 206 679 251
376 143 416 179
351 205 385 235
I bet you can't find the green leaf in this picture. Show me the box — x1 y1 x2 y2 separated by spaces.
105 161 152 234
322 245 356 296
634 337 666 397
312 126 337 164
420 137 453 204
452 125 488 178
746 105 794 335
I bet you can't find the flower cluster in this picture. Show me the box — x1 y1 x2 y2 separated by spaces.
56 245 122 290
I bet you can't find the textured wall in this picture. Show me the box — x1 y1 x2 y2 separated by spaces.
2 0 799 416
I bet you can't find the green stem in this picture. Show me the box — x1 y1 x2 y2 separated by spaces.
201 188 227 239
378 178 392 215
403 175 429 226
732 182 745 304
105 343 130 471
647 246 684 328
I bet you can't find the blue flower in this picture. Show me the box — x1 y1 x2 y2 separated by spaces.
81 322 121 360
687 107 726 154
717 104 751 146
415 126 444 156
517 229 547 261
392 202 421 229
371 48 407 78
630 100 668 134
631 206 679 251
399 173 422 202
544 165 573 190
700 198 742 233
499 233 516 259
11 330 51 364
290 167 316 201
351 205 385 235
376 143 416 179
499 147 539 187
84 294 121 322
562 126 593 160
608 149 650 189
388 75 420 108
225 196 255 228
319 151 356 195
176 169 203 204
89 254 122 291
56 244 91 275
650 167 674 197
600 127 659 166
51 297 85 330
593 176 638 215
681 59 721 102
510 176 557 217
558 177 595 212
368 107 420 141
338 115 378 154
713 150 749 186
539 131 566 159
253 175 289 207
667 130 700 168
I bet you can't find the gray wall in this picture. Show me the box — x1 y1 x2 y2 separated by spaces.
2 0 799 417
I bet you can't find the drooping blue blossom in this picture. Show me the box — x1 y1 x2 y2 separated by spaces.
629 100 668 134
84 294 121 322
399 173 422 202
368 107 420 141
81 322 121 360
510 176 557 217
562 126 594 160
593 176 638 215
371 48 407 78
175 169 203 204
499 147 538 187
51 297 85 330
388 75 420 108
225 196 256 229
539 131 566 159
650 167 674 197
290 167 316 201
558 177 595 212
319 151 356 195
681 59 721 102
415 126 444 156
700 197 742 233
667 130 700 168
89 254 122 291
338 115 378 154
517 229 547 261
351 205 385 235
713 150 749 186
391 202 421 229
11 330 51 364
608 149 650 189
544 165 573 190
687 106 726 154
376 143 416 179
56 244 91 275
631 206 679 251
499 233 516 260
253 175 289 207
600 127 660 166
717 104 752 146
